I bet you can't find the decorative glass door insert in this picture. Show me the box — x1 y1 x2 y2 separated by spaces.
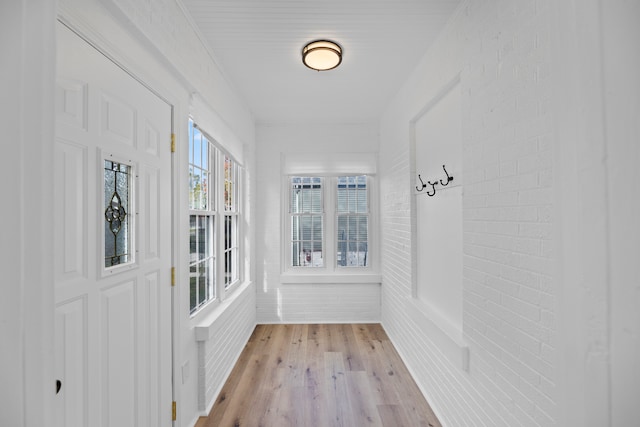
104 159 132 268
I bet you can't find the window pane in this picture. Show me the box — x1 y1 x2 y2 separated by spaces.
190 215 196 256
290 176 324 268
224 215 238 288
348 216 358 241
311 188 322 213
301 216 312 240
357 189 367 213
198 261 207 305
190 215 216 312
190 264 197 312
191 168 202 210
201 171 208 210
201 137 208 170
312 215 322 240
104 160 131 268
193 128 202 168
224 156 237 212
359 216 368 241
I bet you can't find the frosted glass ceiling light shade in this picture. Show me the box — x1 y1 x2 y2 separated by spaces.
302 40 342 71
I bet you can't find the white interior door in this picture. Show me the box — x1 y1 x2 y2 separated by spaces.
54 23 173 427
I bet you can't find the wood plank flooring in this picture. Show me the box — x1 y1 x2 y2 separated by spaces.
196 324 441 427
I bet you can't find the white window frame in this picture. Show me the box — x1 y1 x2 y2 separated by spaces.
281 173 380 284
189 118 243 316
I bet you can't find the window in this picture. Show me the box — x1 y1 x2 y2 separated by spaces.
104 159 133 268
288 175 370 271
189 119 242 314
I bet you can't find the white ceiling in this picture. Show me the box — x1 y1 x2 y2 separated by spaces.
181 0 461 124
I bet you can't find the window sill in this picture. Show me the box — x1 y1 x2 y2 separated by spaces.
280 273 381 284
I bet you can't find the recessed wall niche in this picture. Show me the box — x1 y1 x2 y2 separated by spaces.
410 75 467 369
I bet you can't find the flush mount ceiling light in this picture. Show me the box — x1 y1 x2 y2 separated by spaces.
302 40 342 71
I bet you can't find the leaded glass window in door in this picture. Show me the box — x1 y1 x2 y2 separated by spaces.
104 160 132 267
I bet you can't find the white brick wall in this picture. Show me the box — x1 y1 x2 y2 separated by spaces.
380 1 557 425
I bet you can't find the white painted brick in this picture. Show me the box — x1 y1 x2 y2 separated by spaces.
538 291 555 311
379 1 557 426
499 172 540 193
486 220 520 236
502 294 540 321
518 222 552 239
519 346 555 381
501 206 539 222
512 253 552 275
486 275 521 298
540 343 555 365
537 205 553 222
540 308 556 329
486 191 520 207
517 317 553 346
512 237 542 256
501 264 540 288
517 187 553 206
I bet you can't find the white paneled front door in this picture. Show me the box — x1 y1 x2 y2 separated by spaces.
54 23 172 427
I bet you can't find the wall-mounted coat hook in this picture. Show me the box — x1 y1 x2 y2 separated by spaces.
416 164 454 197
416 174 426 192
439 165 454 186
426 180 438 196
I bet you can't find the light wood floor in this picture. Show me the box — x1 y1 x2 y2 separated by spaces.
196 324 441 427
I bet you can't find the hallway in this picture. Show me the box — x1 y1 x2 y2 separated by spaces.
3 1 640 426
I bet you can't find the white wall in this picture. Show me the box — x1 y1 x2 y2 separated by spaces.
0 1 56 426
380 1 558 425
553 1 640 426
603 2 640 424
255 123 382 323
55 1 257 426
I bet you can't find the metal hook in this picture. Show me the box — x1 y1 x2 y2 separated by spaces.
426 181 438 196
416 174 426 192
439 164 454 186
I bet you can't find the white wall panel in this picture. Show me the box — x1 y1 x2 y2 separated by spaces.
143 119 160 157
56 79 88 131
100 92 137 147
54 141 87 281
54 297 88 427
100 280 136 427
139 271 161 427
141 164 161 261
